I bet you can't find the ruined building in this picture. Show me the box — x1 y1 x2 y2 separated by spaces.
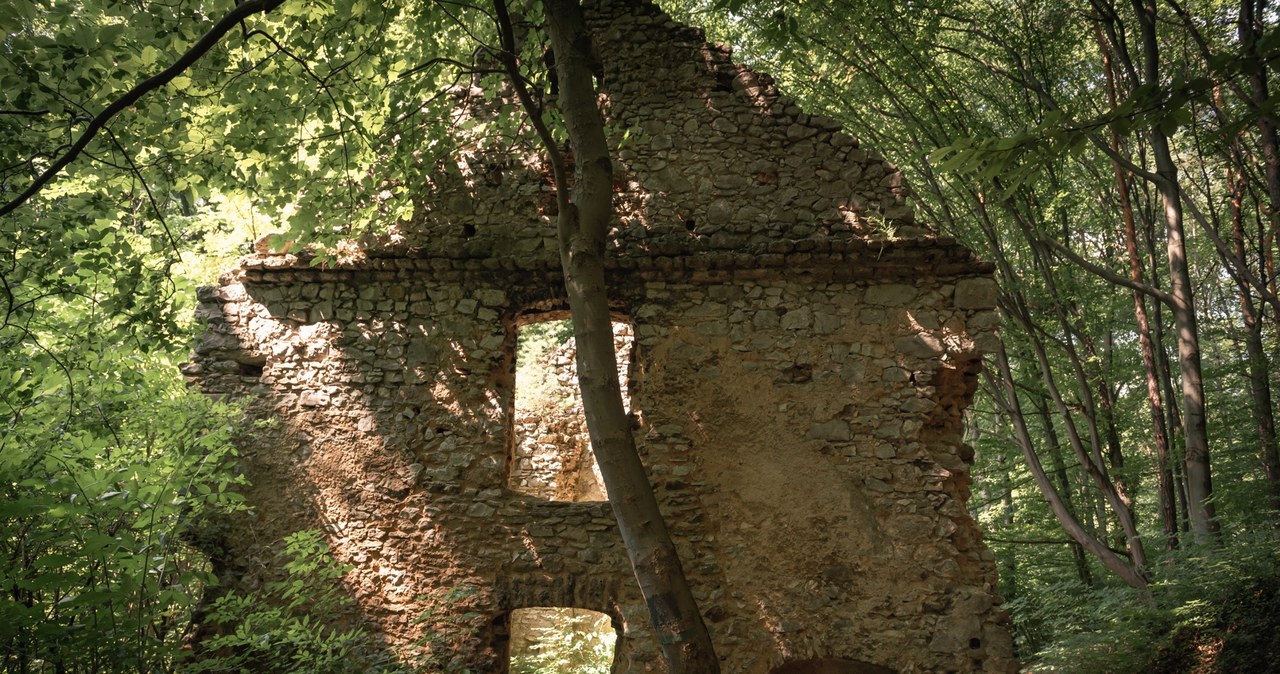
187 0 1016 671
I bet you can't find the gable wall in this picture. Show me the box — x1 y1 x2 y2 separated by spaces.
189 0 1017 670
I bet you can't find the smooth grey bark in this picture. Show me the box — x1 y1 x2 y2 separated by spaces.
995 195 1151 571
1031 394 1095 586
1100 35 1180 547
1130 0 1220 545
1237 0 1280 516
1228 169 1280 516
990 342 1149 592
974 193 1149 583
493 1 719 670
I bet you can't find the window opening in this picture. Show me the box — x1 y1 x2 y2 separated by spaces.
508 607 618 674
509 317 633 501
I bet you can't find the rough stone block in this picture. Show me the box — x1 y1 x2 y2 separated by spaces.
955 277 999 309
895 333 944 358
865 283 918 306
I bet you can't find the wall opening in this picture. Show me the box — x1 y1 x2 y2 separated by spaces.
770 658 897 674
508 316 633 501
508 607 618 674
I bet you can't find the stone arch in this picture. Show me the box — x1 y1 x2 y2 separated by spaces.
770 657 898 674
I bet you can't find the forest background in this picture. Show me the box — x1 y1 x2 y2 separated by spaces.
1 0 1279 671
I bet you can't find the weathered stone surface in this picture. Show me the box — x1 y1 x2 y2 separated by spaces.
895 333 945 359
864 283 919 306
955 277 1000 310
187 1 1014 672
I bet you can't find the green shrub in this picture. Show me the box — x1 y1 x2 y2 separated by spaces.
183 529 401 674
1015 535 1280 674
509 608 615 674
0 348 245 674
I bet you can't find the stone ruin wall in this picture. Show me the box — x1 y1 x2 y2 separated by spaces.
186 0 1018 671
372 0 918 262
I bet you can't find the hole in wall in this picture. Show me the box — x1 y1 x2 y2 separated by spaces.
462 223 477 238
237 362 264 377
508 316 633 502
684 218 697 231
508 607 617 673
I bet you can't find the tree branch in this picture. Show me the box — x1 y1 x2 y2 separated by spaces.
0 0 286 217
1041 236 1176 306
492 0 570 217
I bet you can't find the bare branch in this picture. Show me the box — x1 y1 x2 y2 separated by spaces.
492 0 570 217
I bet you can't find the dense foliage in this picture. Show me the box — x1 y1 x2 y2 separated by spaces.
4 0 1279 670
670 0 1280 668
509 609 615 674
188 530 400 674
0 194 247 671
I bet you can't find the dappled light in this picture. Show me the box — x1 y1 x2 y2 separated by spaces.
508 607 618 674
509 317 633 502
5 0 1280 672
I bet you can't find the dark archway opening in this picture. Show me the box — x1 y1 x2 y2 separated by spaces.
771 657 897 674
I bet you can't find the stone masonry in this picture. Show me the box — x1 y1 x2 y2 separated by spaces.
186 0 1017 671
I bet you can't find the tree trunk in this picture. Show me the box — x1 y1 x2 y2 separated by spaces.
521 1 721 669
1131 0 1221 545
999 199 1150 570
1099 31 1179 548
1238 0 1280 514
1229 169 1280 515
1034 396 1094 585
991 343 1148 592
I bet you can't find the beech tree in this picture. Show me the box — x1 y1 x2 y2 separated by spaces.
492 0 719 669
9 0 1280 669
674 0 1280 664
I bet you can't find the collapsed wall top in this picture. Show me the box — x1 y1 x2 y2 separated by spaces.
325 0 928 268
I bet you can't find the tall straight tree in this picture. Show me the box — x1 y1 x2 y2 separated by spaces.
1119 0 1220 544
492 0 720 670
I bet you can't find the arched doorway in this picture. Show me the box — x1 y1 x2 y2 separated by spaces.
770 657 897 674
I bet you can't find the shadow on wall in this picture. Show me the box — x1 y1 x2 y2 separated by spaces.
189 272 646 671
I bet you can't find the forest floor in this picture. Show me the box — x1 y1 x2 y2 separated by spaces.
1146 574 1280 674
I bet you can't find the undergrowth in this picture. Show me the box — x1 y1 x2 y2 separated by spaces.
1014 533 1280 673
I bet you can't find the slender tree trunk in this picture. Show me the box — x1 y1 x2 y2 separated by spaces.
1145 221 1190 529
1034 397 1094 586
1131 0 1221 544
1229 169 1280 514
499 1 720 669
997 451 1021 597
1238 0 1280 513
1099 32 1179 548
991 343 1148 592
1240 0 1280 261
974 192 1149 580
1124 180 1180 547
999 198 1150 569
